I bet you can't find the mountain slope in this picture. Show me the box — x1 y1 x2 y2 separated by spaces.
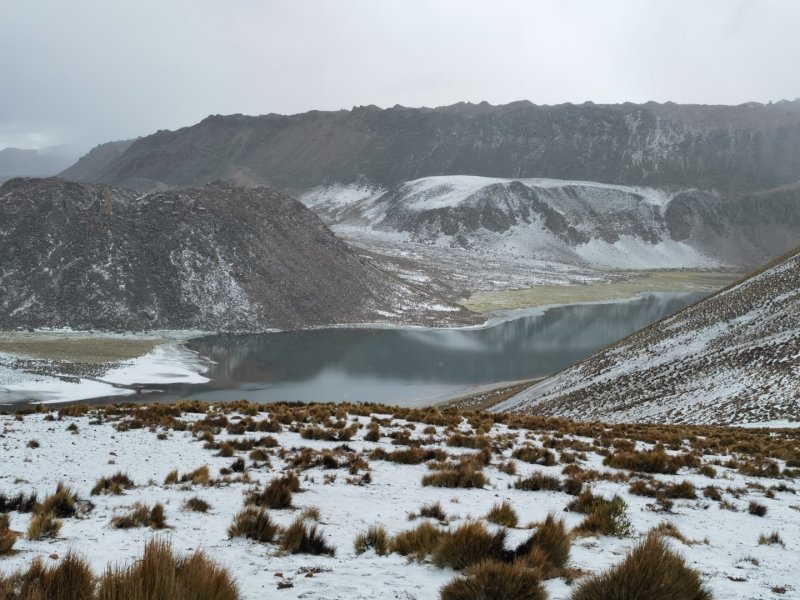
302 176 800 270
59 100 800 193
59 139 135 182
494 248 800 424
0 178 469 331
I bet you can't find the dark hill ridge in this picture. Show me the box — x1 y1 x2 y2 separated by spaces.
60 100 800 193
0 178 469 331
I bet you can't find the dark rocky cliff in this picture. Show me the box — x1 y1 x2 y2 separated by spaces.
60 100 800 193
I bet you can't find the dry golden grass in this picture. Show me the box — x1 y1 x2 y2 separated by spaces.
485 500 519 528
432 521 508 571
0 551 93 600
279 517 335 556
440 559 547 600
111 502 167 530
97 538 239 600
571 534 711 600
354 524 390 556
91 472 135 496
228 506 279 543
27 512 62 540
514 514 570 570
391 521 445 561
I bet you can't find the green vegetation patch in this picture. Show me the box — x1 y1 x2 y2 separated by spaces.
461 271 741 315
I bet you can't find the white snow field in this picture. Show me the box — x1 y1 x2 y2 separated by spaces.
1 403 798 599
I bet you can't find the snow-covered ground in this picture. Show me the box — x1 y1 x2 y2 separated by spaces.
301 176 724 273
0 336 210 406
1 405 797 599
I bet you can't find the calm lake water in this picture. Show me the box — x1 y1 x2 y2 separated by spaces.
179 291 705 406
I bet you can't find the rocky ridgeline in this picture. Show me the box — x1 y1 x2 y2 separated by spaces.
61 100 800 193
496 247 800 424
0 178 468 331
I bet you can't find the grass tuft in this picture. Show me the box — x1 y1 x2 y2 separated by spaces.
571 534 711 600
228 507 279 543
440 559 547 600
354 524 390 556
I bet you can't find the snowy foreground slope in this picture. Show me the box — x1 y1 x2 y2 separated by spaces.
1 403 799 599
496 248 800 425
302 176 800 271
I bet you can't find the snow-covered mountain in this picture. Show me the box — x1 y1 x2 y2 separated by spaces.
493 247 800 425
302 176 800 270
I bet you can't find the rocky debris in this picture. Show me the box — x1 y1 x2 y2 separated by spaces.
0 178 472 331
495 247 800 425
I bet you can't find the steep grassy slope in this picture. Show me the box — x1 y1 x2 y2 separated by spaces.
495 248 800 424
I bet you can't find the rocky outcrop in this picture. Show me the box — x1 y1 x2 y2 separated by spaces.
0 178 469 331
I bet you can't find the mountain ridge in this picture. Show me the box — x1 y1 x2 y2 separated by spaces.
59 99 800 193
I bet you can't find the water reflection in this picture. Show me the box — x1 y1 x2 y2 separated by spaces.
182 292 704 405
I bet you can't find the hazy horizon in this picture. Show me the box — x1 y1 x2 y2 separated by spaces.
2 0 799 152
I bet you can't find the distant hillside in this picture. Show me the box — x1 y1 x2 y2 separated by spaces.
59 139 135 182
0 146 80 178
59 100 800 193
495 248 800 425
0 178 469 331
302 176 800 269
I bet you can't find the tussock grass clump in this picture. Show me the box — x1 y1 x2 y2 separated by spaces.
0 491 38 513
514 472 561 492
662 480 697 499
422 462 487 489
111 502 168 529
354 524 390 556
38 483 78 518
440 559 547 600
748 501 768 517
182 465 211 486
419 501 448 522
571 534 711 600
603 448 683 474
0 552 93 599
758 531 784 546
279 517 335 556
512 446 557 466
246 475 296 509
446 432 491 449
391 521 444 560
183 497 211 513
228 507 279 543
97 538 239 600
486 500 518 528
0 513 16 555
91 472 135 496
432 522 507 571
26 512 62 540
574 495 632 537
515 514 570 570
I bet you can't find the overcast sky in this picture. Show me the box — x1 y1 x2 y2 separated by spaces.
1 0 798 152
